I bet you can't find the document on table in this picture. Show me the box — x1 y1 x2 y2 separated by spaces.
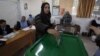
0 32 19 41
22 25 36 31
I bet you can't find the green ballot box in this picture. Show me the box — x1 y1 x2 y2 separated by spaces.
25 33 88 56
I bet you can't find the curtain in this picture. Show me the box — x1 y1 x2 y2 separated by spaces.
77 0 95 18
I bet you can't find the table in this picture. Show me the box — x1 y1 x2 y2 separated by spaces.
0 30 35 56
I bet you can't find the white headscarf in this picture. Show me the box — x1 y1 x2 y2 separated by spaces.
95 17 100 24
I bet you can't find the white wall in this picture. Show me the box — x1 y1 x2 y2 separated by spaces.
0 0 19 27
72 17 94 33
20 0 52 19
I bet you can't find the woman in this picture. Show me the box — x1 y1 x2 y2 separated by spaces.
34 2 59 41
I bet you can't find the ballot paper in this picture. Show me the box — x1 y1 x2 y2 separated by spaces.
22 25 36 31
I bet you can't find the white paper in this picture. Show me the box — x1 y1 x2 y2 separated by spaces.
0 38 7 41
22 27 30 31
22 25 36 31
3 32 19 39
30 25 36 29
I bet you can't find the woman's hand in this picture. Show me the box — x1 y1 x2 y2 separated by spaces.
47 29 60 37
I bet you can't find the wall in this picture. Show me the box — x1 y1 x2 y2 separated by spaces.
19 0 41 18
0 0 19 27
71 16 94 33
60 0 73 13
20 0 52 18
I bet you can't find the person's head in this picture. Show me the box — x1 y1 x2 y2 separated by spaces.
41 2 51 15
0 19 6 27
97 17 100 21
66 11 70 15
21 16 26 22
29 14 32 18
95 36 100 48
60 8 65 16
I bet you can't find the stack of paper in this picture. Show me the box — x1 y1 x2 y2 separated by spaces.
22 25 36 31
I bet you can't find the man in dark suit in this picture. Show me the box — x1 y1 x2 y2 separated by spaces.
0 19 13 36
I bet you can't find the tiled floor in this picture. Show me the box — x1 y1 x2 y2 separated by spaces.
81 36 98 56
15 36 98 56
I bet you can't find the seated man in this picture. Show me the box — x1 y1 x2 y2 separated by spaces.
14 16 31 30
88 17 100 41
28 14 34 24
0 19 13 36
60 11 72 26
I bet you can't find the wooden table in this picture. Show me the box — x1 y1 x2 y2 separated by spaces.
0 30 35 56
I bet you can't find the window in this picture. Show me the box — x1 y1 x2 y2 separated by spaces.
52 0 60 16
72 0 79 15
93 6 99 11
92 0 100 16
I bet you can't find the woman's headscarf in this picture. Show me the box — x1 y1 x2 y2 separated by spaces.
95 17 100 24
40 2 51 25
